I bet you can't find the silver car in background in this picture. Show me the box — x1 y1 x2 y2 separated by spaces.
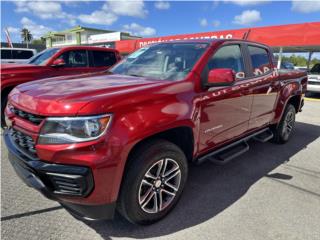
307 63 320 93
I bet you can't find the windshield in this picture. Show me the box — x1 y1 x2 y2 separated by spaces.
110 42 209 81
310 63 320 74
28 48 60 65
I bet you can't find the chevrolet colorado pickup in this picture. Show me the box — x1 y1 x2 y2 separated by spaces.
1 46 120 128
4 40 307 225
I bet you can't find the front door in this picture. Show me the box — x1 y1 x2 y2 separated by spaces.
199 44 252 154
52 50 92 76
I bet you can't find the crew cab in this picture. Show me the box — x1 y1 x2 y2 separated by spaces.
1 46 121 128
3 40 307 224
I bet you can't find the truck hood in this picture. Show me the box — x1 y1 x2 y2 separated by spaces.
9 73 172 116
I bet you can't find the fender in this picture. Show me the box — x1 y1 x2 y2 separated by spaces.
100 99 197 202
273 76 306 124
76 77 199 202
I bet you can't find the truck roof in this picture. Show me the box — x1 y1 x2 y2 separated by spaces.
1 47 37 51
149 38 270 48
48 45 119 53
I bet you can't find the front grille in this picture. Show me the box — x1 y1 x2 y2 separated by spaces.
308 81 320 86
11 107 44 125
11 129 38 159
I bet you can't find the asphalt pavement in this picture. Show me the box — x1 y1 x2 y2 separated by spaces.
1 99 320 240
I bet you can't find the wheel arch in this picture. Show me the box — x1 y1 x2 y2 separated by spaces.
127 126 195 164
273 81 303 124
114 125 194 204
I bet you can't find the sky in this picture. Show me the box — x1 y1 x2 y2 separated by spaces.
1 0 320 44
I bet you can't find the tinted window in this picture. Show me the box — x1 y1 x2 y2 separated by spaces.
1 49 11 59
57 50 88 67
207 45 245 79
92 51 117 67
12 50 34 59
248 46 272 76
310 63 320 74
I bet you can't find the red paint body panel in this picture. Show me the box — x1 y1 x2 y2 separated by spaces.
5 40 306 208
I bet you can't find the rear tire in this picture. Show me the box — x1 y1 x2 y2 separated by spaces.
117 139 188 225
271 104 296 144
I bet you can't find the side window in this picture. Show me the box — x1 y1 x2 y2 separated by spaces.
57 50 88 67
12 50 34 59
92 51 117 67
248 46 272 76
1 50 12 59
207 45 245 79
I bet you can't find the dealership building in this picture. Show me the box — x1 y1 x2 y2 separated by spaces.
42 26 140 48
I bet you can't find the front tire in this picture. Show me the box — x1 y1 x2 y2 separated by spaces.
117 139 188 225
271 104 296 144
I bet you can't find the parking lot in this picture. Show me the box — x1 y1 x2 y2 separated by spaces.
1 98 319 240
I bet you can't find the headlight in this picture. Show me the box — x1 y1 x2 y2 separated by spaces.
38 114 112 144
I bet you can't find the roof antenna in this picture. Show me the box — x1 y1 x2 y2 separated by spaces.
242 29 251 40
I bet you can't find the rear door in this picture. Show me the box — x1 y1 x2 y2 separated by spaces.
245 44 279 130
199 43 253 153
89 50 118 71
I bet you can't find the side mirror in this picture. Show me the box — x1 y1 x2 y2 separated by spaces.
206 68 235 87
51 58 66 67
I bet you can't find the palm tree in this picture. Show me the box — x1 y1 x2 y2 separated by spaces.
21 28 33 48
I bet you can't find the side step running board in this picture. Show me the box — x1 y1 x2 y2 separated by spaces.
253 129 274 143
210 141 249 165
196 128 273 165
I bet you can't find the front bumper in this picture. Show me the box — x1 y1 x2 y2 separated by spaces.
4 129 116 220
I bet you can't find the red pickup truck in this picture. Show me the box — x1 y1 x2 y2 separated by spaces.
4 40 307 224
1 46 121 128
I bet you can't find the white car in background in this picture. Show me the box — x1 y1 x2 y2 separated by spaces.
307 63 320 93
1 47 37 64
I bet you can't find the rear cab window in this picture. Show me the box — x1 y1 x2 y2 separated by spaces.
248 45 272 76
91 50 117 67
